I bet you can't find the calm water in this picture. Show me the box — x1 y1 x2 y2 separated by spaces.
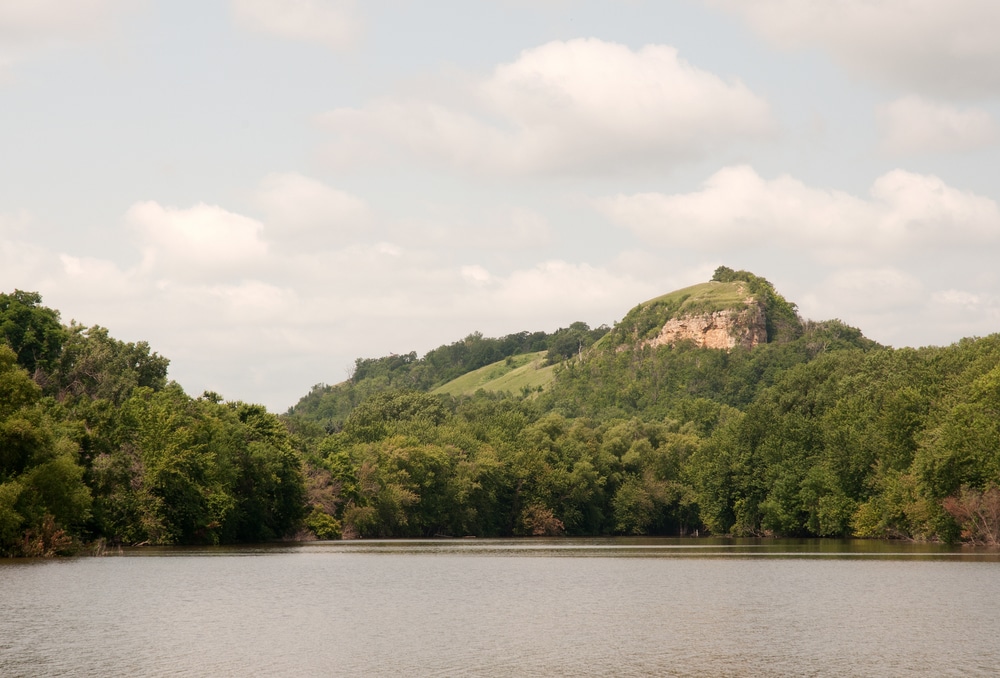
2 538 1000 677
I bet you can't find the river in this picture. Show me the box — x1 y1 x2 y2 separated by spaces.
2 538 999 676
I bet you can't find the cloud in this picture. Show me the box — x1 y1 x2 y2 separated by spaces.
253 173 371 249
460 265 491 286
320 38 772 174
6 193 664 407
0 0 124 43
478 260 658 325
230 0 361 51
6 185 1000 409
58 254 137 298
796 270 1000 349
505 208 553 249
597 165 1000 259
388 205 553 252
877 96 998 154
710 0 1000 97
0 236 48 288
823 268 924 313
931 289 983 312
125 201 269 278
924 290 1000 342
0 210 32 236
0 0 129 81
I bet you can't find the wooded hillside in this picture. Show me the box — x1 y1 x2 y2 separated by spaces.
4 267 1000 555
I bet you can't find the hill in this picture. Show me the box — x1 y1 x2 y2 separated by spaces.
294 266 1000 542
601 267 801 353
289 323 607 431
8 266 1000 554
603 280 766 351
432 351 556 396
288 267 800 428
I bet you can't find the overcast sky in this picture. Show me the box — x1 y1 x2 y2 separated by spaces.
3 0 1000 411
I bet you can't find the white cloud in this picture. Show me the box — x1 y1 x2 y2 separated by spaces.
388 205 553 252
798 273 1000 349
230 0 361 51
0 0 129 81
193 280 297 325
710 0 1000 97
0 236 49 288
254 173 370 249
320 38 772 174
0 0 124 43
823 268 924 313
931 289 982 312
125 201 269 278
490 260 656 322
877 96 997 154
460 265 491 286
5 186 1000 409
598 165 1000 259
506 208 552 249
924 288 1000 341
58 254 136 298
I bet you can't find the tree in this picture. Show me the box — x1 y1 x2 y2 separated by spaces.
0 290 67 377
0 346 91 556
51 324 169 405
711 266 802 342
229 402 306 541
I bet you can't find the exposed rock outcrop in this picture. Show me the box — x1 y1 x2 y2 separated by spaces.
645 301 766 350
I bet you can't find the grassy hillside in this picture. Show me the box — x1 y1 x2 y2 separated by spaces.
645 281 750 312
432 351 557 396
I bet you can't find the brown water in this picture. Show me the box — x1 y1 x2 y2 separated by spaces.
2 538 999 677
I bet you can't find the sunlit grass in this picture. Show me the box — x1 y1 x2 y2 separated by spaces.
641 281 749 314
433 351 556 396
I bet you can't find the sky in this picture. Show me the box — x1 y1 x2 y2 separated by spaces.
3 0 1000 412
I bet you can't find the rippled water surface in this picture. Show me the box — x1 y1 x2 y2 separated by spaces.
3 538 999 677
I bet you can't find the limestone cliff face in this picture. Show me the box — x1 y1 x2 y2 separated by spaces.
645 302 766 350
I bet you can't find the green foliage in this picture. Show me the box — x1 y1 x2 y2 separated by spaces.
0 290 67 376
7 271 1000 553
341 390 449 444
545 322 609 364
289 326 581 432
915 364 1000 499
711 266 802 342
51 324 169 405
85 389 308 546
0 292 314 553
229 402 307 542
602 277 782 352
0 345 92 556
305 507 341 539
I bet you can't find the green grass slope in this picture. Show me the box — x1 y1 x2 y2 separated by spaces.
432 351 557 396
641 281 750 314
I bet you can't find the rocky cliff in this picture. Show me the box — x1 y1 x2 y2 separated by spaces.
644 301 767 350
604 271 803 354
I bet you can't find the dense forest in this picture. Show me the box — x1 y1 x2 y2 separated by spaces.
3 267 1000 556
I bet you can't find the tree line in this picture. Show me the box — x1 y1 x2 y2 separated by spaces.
291 322 608 432
1 291 303 556
4 270 1000 555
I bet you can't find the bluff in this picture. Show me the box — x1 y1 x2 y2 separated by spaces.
603 267 800 354
643 284 766 351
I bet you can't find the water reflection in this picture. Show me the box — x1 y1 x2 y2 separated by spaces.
3 539 999 677
105 537 1000 561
